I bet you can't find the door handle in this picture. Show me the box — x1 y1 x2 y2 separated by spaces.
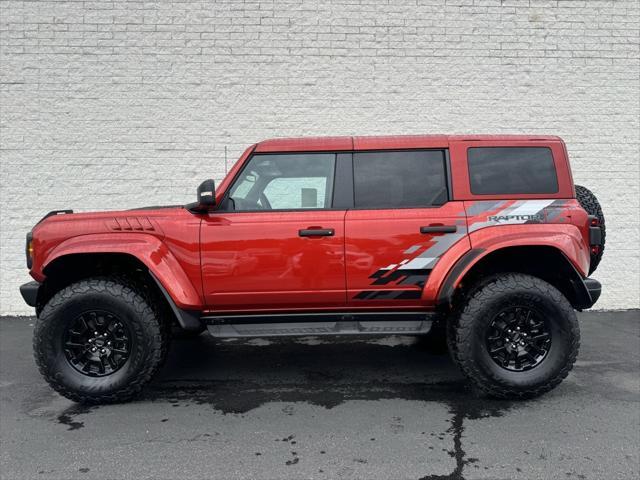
299 228 335 237
420 225 457 234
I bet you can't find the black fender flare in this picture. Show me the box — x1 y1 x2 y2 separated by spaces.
437 247 597 310
148 271 203 331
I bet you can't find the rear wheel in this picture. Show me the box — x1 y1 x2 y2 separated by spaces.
33 278 166 404
448 273 579 399
575 184 605 274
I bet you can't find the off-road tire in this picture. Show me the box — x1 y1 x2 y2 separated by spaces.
575 184 605 274
33 278 166 404
447 273 580 399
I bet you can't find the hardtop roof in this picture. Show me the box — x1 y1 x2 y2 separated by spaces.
254 134 562 152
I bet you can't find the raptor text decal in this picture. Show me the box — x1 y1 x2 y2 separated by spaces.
468 199 570 232
488 214 544 223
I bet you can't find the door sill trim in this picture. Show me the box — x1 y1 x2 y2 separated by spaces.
202 312 436 338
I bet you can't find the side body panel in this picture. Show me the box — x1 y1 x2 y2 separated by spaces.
200 210 347 312
345 203 470 306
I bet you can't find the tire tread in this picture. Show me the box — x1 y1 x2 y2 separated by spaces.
447 273 580 399
33 277 166 404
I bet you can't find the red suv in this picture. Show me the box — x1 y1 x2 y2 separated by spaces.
20 135 605 403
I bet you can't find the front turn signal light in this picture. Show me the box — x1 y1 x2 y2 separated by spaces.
26 232 33 269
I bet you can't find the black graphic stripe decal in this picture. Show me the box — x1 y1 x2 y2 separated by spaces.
353 220 468 300
369 268 431 287
354 290 422 300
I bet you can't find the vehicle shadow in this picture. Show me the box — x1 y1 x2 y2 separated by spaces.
144 333 516 420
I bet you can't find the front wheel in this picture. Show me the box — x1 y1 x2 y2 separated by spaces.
33 278 167 404
447 273 580 399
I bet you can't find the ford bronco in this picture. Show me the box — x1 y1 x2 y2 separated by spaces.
20 135 605 403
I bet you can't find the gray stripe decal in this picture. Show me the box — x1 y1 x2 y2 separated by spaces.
399 222 468 270
543 200 569 222
404 245 421 254
468 200 557 232
465 200 507 216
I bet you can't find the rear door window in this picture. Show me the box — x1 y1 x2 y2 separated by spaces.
353 150 448 208
467 147 558 195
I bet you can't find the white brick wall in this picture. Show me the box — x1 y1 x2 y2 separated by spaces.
1 0 638 313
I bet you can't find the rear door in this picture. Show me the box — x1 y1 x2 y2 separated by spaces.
344 149 469 307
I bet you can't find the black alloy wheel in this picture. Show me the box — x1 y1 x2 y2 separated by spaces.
485 307 551 372
63 310 132 377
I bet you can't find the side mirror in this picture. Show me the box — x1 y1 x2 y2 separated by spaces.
188 179 216 213
197 179 216 207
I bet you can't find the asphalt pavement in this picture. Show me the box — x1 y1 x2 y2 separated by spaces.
1 310 638 480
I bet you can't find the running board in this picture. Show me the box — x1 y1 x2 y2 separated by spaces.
202 312 435 338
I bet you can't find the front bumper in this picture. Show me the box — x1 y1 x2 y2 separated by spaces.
19 281 40 307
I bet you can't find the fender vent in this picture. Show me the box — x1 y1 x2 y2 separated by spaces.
107 217 155 231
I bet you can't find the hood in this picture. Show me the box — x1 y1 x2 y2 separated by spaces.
31 206 189 242
28 206 194 281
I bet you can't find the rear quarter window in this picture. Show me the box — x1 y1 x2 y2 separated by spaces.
468 147 558 195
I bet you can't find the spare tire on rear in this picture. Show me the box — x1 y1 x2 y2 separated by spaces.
575 185 605 274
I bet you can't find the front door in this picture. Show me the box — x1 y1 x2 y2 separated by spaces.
200 152 346 311
345 150 469 307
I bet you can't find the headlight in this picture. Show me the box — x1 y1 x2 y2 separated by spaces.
26 232 33 269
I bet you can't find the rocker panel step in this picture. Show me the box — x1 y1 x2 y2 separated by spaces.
203 313 435 338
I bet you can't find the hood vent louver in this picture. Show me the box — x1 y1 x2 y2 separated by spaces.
107 217 155 232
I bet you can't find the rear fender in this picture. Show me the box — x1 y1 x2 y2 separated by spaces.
467 224 590 275
43 233 203 310
429 224 591 307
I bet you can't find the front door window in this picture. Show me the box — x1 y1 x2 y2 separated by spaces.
227 153 335 211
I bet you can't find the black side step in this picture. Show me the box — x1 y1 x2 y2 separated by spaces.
201 312 436 338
